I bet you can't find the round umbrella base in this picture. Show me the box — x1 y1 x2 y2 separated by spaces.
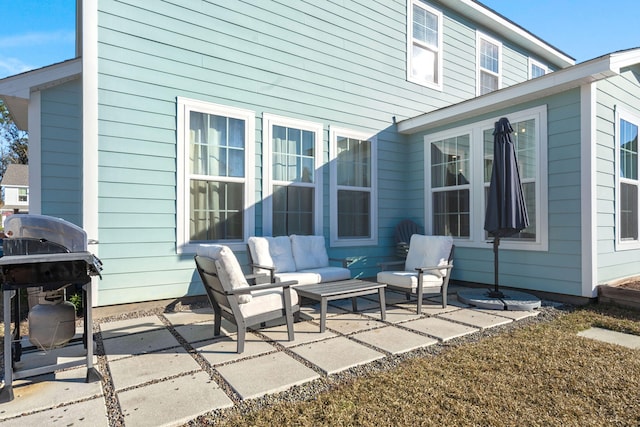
457 288 541 311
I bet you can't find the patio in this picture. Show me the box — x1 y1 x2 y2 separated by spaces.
0 284 543 426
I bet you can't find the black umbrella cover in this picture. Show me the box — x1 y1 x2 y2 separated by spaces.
484 117 530 238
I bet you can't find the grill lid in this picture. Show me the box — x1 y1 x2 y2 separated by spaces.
4 214 88 253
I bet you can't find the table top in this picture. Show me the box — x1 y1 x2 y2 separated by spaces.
293 279 385 298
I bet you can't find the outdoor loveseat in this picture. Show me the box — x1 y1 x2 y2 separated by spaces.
248 235 351 285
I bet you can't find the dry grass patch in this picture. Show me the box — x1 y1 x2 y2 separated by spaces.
204 305 640 427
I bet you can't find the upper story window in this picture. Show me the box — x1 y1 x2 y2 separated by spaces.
529 58 548 79
263 114 323 236
426 105 548 251
408 0 443 89
616 109 640 248
176 98 255 253
477 33 502 95
18 188 28 202
330 128 377 246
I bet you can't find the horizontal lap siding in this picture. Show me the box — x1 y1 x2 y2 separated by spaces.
95 0 544 304
596 71 640 283
41 79 83 225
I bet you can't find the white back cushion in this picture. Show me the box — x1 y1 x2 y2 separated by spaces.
268 236 297 273
291 235 329 270
248 237 274 269
197 245 252 304
404 235 453 275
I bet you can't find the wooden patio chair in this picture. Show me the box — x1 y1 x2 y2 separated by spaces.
194 245 299 353
378 234 454 314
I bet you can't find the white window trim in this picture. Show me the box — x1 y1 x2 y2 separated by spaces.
424 105 548 251
615 107 640 250
329 127 378 247
262 113 324 236
476 32 502 96
407 0 443 90
528 58 549 79
176 97 255 254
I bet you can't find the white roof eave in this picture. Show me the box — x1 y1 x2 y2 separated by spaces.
398 50 640 135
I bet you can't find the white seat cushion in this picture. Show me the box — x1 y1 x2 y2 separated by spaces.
275 272 321 286
377 271 443 290
300 267 351 283
290 235 329 270
405 234 453 276
240 287 299 318
197 245 252 304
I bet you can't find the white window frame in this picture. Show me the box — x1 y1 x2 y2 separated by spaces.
529 58 549 79
176 97 255 254
329 127 378 247
262 113 323 236
615 107 640 250
476 32 502 96
424 105 548 251
407 0 443 90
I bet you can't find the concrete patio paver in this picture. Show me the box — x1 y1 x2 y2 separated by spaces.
0 366 104 420
102 328 181 361
259 320 337 347
0 395 108 427
351 326 438 355
108 346 201 391
323 313 386 335
437 308 514 329
99 315 165 339
162 307 215 326
402 316 479 341
360 305 422 324
476 307 540 321
578 327 640 349
118 371 233 427
193 333 276 366
173 319 237 344
216 352 320 400
289 336 385 374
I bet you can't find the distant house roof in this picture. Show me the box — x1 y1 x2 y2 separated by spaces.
1 164 29 186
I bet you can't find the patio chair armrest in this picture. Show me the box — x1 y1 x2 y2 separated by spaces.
250 263 276 282
245 273 271 285
414 264 453 278
377 260 405 271
228 280 299 294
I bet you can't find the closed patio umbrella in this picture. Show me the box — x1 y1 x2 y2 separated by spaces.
484 117 529 298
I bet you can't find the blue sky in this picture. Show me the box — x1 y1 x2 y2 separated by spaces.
0 0 638 79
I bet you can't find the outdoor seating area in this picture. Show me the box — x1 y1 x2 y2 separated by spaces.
0 283 543 425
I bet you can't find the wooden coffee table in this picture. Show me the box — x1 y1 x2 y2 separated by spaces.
294 279 386 332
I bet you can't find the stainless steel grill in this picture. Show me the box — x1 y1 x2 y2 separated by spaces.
0 214 103 402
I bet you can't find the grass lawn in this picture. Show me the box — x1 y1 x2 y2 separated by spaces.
203 304 640 426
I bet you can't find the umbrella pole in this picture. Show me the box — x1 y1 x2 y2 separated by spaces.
488 236 504 298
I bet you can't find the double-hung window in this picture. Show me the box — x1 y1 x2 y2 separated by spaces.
330 128 377 246
176 98 255 253
426 105 547 250
529 58 548 79
477 33 501 95
263 114 323 236
617 110 640 247
18 188 28 202
408 0 443 89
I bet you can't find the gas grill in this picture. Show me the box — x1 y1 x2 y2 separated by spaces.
0 214 103 402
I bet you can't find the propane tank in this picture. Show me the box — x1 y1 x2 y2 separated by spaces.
28 290 76 349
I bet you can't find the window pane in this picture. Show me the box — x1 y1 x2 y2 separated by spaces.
621 182 639 240
338 190 371 238
531 64 546 78
413 5 438 46
337 137 371 187
480 39 499 73
483 128 494 182
272 125 315 183
432 190 470 237
513 119 536 179
431 135 470 188
620 119 638 180
412 44 437 84
272 185 314 236
480 71 498 95
190 180 243 241
190 112 245 177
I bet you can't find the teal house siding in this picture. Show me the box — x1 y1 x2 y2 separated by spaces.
40 79 83 226
596 70 640 283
